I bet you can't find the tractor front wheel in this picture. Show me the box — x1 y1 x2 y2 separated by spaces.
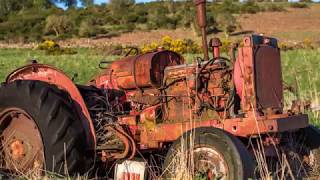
0 80 91 175
163 127 254 180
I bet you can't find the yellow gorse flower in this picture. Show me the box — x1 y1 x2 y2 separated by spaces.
141 36 201 54
37 40 59 50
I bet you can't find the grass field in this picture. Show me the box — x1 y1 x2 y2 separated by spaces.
0 48 116 84
0 48 320 125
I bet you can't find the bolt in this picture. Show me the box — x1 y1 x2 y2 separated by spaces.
268 125 274 131
232 126 237 132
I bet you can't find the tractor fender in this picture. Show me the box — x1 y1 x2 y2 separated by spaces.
6 64 96 148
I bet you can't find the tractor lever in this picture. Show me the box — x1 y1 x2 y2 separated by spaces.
124 47 140 57
99 61 113 69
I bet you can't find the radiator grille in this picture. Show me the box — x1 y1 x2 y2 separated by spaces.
254 46 283 110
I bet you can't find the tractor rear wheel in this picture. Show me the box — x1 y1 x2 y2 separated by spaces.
302 125 320 176
0 80 90 175
162 127 254 180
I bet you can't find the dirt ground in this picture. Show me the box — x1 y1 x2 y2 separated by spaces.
238 4 320 42
61 29 197 48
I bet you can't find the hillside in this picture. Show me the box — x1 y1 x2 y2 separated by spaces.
0 0 320 48
59 4 320 47
239 4 320 42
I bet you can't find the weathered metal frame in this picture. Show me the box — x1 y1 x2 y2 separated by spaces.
120 113 308 149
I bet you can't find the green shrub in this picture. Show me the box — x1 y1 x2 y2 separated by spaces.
216 12 238 37
44 15 75 37
240 2 261 14
290 3 309 8
37 40 77 55
218 0 240 14
0 9 48 42
265 4 285 12
78 18 108 37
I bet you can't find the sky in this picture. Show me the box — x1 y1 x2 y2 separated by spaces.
57 0 319 8
95 0 154 4
56 0 155 9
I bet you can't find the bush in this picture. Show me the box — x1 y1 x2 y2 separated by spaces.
290 3 308 8
265 4 285 12
216 12 238 37
44 15 74 37
301 38 314 49
141 36 201 54
78 18 108 37
37 40 59 50
219 39 232 54
279 39 315 51
79 20 95 37
240 2 261 14
0 13 46 42
37 40 77 55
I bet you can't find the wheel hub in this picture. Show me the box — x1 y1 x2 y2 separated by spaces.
9 139 25 160
193 146 229 180
0 108 44 172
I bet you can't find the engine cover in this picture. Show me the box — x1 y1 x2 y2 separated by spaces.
107 50 184 90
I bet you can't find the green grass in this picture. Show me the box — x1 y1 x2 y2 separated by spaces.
0 48 320 125
0 48 119 84
282 48 320 126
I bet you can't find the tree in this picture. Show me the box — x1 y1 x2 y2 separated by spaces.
108 0 135 24
215 0 239 38
0 0 53 13
0 0 32 13
44 15 74 37
80 0 94 7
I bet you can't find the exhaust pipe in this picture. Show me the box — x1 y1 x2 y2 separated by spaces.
194 0 209 61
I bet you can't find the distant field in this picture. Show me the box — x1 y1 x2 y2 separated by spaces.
0 48 320 125
239 4 320 42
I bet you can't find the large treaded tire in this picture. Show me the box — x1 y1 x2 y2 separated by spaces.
163 127 254 179
300 125 320 177
0 80 91 175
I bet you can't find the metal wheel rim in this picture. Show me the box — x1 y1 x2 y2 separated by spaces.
0 108 44 173
193 145 229 180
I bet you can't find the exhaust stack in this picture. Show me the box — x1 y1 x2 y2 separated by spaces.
194 0 209 61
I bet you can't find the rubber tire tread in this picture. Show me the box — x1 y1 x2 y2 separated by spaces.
163 127 254 179
0 80 89 175
301 125 320 176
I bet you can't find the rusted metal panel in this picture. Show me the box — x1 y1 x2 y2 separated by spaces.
136 114 309 148
106 50 184 90
254 45 283 111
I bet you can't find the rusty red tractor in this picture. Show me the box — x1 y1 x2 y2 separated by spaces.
0 0 320 179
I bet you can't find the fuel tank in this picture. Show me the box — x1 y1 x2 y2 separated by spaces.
108 50 184 90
